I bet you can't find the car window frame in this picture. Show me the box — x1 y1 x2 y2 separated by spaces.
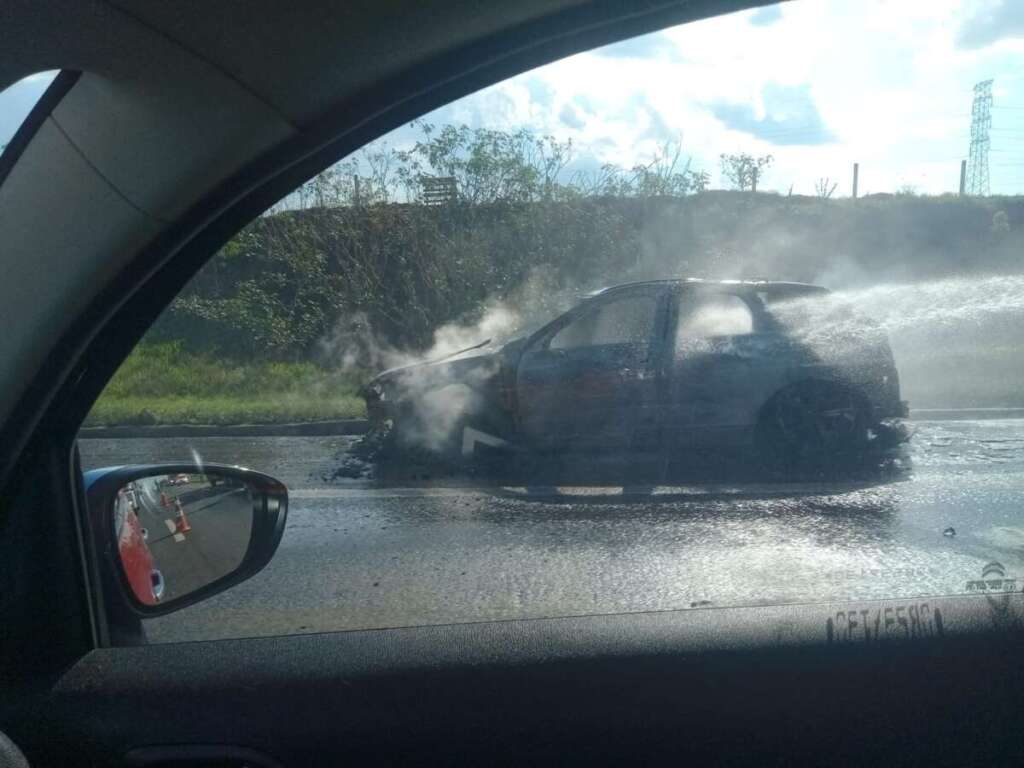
550 291 663 352
0 70 77 189
10 7 1024 764
2 1 778 658
524 286 670 357
673 286 759 346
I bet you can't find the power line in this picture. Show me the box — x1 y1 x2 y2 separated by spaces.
966 79 993 196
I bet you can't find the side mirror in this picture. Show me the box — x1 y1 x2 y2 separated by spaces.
84 464 287 617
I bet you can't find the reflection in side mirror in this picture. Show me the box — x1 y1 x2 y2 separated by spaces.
86 464 287 616
115 472 254 605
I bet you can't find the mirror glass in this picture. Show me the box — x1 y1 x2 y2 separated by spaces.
114 472 255 605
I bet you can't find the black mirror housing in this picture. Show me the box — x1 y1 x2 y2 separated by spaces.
84 463 287 621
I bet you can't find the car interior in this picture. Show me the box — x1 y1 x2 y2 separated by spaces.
4 1 1024 765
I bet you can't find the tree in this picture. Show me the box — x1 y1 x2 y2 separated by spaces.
719 152 773 192
276 122 711 209
568 140 708 198
628 141 710 197
394 121 574 204
814 177 838 199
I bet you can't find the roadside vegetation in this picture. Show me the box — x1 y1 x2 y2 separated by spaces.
86 121 1024 426
85 342 365 426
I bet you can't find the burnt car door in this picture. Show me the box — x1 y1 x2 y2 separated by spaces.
515 288 670 451
665 288 767 452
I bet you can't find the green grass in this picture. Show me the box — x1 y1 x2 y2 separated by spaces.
84 342 368 427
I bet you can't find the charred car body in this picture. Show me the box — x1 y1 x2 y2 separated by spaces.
363 280 909 473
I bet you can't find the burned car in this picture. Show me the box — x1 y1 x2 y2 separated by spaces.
362 280 909 472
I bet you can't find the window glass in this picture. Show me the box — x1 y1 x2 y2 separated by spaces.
675 292 753 358
550 294 658 349
677 293 752 340
75 1 1024 645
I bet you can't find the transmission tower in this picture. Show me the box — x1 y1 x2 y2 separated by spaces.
966 79 993 196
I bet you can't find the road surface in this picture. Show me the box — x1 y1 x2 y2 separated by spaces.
79 413 1024 643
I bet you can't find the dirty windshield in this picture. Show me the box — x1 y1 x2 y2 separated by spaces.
73 0 1024 643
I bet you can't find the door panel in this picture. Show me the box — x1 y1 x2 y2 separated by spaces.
516 291 666 451
667 291 763 450
19 595 1024 767
515 346 577 443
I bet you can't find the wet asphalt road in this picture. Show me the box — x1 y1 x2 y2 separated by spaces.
79 413 1024 643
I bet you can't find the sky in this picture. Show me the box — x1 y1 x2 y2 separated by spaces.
369 0 1024 197
4 1 1024 196
0 71 55 150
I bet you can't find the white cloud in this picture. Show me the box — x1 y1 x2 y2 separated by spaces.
957 0 1024 49
362 0 1024 196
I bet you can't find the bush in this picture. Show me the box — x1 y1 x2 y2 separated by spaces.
86 342 366 426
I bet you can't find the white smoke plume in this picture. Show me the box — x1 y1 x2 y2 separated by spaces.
318 268 586 453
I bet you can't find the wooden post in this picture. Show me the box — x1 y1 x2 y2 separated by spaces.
959 160 967 196
852 163 859 199
353 175 361 206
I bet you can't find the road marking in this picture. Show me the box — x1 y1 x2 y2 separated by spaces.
164 517 186 542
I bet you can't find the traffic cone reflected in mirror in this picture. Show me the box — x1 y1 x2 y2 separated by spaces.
174 498 192 534
160 491 171 508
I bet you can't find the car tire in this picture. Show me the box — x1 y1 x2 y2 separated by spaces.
757 381 869 478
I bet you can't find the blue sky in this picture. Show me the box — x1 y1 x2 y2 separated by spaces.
5 1 1024 196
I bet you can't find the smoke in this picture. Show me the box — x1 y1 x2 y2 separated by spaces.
318 195 1024 456
843 276 1024 409
429 305 519 362
320 269 575 375
766 275 1024 408
318 268 585 453
330 270 1024 454
832 275 1024 332
626 195 1024 410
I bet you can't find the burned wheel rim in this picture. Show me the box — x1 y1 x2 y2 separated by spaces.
766 383 866 464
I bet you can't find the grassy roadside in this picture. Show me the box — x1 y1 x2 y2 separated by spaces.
85 395 366 426
83 342 368 427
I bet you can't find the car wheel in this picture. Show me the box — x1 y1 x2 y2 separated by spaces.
758 381 868 477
